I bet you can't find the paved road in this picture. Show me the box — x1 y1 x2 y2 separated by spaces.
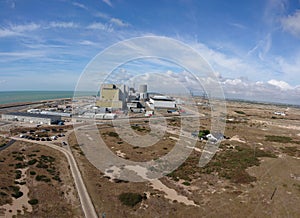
11 137 98 218
0 139 16 151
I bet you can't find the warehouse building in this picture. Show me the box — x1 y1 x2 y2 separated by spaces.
147 95 176 109
1 112 61 125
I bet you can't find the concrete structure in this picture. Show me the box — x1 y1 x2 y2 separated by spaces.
96 84 127 110
95 113 117 120
2 112 61 125
148 95 176 109
139 84 148 100
40 111 71 117
127 101 144 109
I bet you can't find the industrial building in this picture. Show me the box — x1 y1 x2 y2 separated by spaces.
139 84 148 100
96 84 128 110
1 112 62 125
40 111 71 117
148 96 176 109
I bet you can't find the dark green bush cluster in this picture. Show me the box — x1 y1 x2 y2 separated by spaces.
28 199 39 205
28 159 37 165
35 175 50 183
15 170 22 180
108 132 119 137
118 192 143 207
234 110 246 114
9 186 23 199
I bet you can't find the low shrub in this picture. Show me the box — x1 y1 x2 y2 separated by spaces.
119 192 143 207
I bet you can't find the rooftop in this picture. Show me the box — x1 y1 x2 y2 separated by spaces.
3 112 61 119
150 95 175 102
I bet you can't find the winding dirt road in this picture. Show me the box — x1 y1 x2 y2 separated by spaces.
11 137 98 218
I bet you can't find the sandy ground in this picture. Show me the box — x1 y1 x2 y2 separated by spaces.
0 168 32 217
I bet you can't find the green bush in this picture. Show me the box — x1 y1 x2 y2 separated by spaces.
15 170 22 179
182 181 191 186
108 132 119 137
15 156 24 161
28 159 37 165
35 175 51 182
15 163 26 169
198 129 210 138
12 191 23 199
119 192 143 207
234 110 245 114
28 199 39 205
29 171 36 175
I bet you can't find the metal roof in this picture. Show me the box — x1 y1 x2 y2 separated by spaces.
3 112 61 119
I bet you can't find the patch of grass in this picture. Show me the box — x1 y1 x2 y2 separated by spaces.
265 135 292 143
35 175 51 183
280 146 300 157
40 155 55 162
15 156 24 161
119 192 143 207
28 153 37 157
36 163 48 169
108 132 119 138
182 181 191 186
169 145 276 184
52 175 62 182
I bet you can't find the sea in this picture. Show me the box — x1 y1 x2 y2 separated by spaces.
0 91 95 105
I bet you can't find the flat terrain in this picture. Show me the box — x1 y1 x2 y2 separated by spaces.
68 100 300 217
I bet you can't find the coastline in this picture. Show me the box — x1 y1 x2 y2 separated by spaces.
0 98 71 110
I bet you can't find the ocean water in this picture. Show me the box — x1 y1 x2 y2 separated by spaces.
0 91 94 105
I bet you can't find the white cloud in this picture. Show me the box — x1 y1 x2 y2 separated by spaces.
87 22 105 30
220 77 300 104
281 10 300 36
79 40 97 46
110 18 129 27
11 23 40 32
0 28 18 37
0 23 40 38
229 22 246 29
86 22 113 32
49 22 78 28
72 2 88 10
94 12 110 19
267 79 293 90
102 0 113 7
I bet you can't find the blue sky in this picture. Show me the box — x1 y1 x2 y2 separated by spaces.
0 0 300 104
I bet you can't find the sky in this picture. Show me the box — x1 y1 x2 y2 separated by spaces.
0 0 300 104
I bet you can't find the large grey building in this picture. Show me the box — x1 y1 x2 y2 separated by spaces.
1 112 61 125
